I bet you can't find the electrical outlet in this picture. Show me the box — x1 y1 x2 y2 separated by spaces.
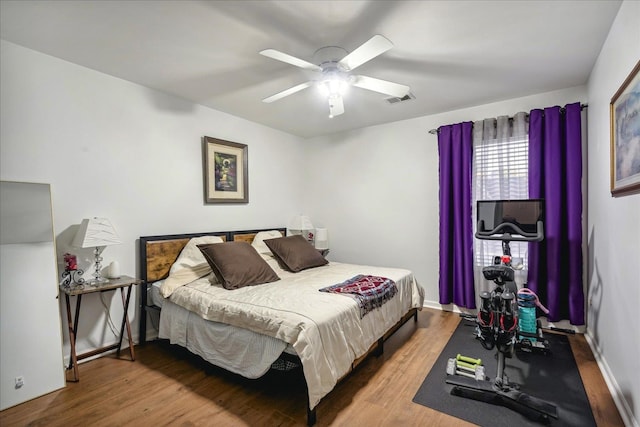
15 376 24 389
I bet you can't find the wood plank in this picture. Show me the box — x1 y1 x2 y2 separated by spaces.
145 238 191 282
232 233 258 244
143 234 228 282
0 309 624 426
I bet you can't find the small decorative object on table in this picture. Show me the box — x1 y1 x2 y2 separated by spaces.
107 261 121 279
61 253 85 288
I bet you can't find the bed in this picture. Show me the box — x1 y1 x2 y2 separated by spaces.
138 228 424 425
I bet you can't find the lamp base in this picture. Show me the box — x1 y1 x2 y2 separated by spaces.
90 246 108 285
88 276 109 285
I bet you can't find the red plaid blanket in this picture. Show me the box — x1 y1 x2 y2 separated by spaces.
319 275 397 318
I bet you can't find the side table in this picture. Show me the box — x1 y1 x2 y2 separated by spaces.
60 275 142 382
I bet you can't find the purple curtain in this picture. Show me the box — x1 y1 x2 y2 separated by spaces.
438 122 475 308
527 102 584 324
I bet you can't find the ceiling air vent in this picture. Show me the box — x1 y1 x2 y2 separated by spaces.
385 92 415 104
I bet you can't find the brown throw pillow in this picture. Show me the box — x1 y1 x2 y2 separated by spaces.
264 235 329 272
197 241 280 290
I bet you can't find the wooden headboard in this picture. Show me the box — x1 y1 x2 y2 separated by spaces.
138 227 286 343
141 232 227 283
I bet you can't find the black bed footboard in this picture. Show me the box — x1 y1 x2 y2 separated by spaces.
300 307 419 426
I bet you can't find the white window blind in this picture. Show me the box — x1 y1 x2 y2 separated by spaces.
472 121 530 293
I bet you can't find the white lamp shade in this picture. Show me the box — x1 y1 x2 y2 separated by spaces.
315 228 329 250
288 215 314 231
72 217 121 248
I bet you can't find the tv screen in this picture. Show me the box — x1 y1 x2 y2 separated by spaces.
477 199 544 235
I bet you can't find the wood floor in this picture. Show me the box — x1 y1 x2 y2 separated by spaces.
0 308 624 426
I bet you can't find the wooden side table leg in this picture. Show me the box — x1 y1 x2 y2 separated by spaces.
65 294 80 382
117 285 135 361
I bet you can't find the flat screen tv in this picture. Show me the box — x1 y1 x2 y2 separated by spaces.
477 199 544 235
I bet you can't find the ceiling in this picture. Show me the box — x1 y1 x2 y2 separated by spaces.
0 0 622 138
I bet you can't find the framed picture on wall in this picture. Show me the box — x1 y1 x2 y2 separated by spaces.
610 60 640 197
203 136 248 204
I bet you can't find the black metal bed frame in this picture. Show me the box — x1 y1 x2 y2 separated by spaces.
137 227 419 426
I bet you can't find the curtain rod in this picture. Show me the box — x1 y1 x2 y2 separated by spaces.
427 103 588 135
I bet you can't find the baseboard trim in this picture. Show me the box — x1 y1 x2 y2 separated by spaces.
584 332 639 427
422 300 476 317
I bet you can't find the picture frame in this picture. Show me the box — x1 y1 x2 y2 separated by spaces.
610 60 640 197
203 136 248 204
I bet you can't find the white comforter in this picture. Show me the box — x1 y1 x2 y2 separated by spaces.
168 261 424 409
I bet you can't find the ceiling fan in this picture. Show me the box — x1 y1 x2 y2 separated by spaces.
260 35 410 118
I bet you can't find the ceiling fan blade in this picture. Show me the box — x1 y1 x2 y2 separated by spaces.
260 49 322 72
338 35 393 71
352 75 410 98
328 94 344 118
262 81 313 103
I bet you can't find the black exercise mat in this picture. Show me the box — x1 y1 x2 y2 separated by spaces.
412 320 595 426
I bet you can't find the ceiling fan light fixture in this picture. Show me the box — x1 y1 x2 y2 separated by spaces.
259 34 408 118
317 72 349 97
321 76 347 118
329 78 349 96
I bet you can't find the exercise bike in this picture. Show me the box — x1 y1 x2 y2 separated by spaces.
446 207 558 423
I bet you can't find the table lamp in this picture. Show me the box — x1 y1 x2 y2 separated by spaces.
288 215 315 243
72 217 121 284
314 227 329 250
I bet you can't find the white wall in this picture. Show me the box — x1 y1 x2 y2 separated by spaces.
304 86 587 306
586 1 640 426
0 40 306 378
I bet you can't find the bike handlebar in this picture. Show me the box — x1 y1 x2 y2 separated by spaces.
475 220 544 242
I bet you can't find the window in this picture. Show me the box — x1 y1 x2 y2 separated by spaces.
472 115 529 293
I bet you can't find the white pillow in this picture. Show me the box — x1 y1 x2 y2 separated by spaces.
251 230 283 255
160 235 224 297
